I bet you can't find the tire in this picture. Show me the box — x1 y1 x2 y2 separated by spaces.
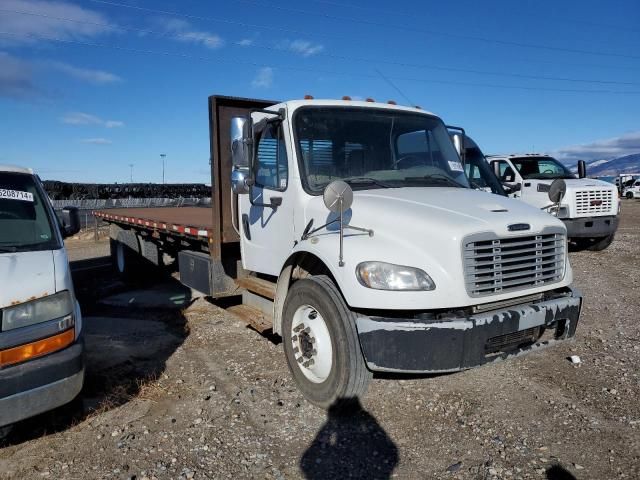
0 425 12 443
109 226 141 280
587 234 615 251
627 192 633 199
282 275 372 410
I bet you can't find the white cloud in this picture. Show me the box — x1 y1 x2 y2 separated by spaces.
62 112 124 128
80 138 112 145
554 131 640 163
238 38 254 47
279 39 324 57
162 19 223 49
48 62 122 85
0 51 38 99
252 67 273 88
0 0 115 45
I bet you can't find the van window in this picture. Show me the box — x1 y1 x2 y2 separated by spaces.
0 173 60 252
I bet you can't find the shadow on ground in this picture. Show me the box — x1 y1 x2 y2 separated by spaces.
0 266 191 447
300 399 399 479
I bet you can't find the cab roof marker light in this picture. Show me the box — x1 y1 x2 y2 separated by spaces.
342 96 352 100
387 100 397 105
304 94 314 99
365 98 375 102
415 105 422 109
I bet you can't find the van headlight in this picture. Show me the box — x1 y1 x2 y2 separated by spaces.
356 262 435 291
1 291 73 331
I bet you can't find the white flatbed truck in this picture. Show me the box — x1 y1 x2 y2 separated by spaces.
95 95 583 409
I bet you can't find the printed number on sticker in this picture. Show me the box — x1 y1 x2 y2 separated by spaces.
0 189 34 202
448 161 464 172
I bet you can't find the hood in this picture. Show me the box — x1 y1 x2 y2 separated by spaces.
0 250 56 309
305 187 564 238
529 178 617 190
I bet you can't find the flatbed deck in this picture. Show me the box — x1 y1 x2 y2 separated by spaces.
93 207 214 239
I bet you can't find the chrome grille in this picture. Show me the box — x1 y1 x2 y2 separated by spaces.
575 189 613 215
464 233 565 297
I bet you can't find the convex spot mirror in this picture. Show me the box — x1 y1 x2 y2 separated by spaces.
323 180 353 213
548 179 567 203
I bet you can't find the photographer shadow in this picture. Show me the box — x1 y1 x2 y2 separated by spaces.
300 399 398 480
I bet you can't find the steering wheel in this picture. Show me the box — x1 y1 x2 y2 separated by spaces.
542 169 554 174
0 211 21 220
394 154 426 169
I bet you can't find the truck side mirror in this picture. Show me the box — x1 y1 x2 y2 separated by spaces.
492 161 501 179
230 116 253 194
578 160 587 179
61 206 80 238
451 133 464 161
548 179 567 203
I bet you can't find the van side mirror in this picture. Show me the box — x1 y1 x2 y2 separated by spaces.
578 160 587 179
61 206 80 238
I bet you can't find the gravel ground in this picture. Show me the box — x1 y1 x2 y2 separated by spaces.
1 201 639 480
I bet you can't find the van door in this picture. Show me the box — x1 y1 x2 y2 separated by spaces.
237 113 295 276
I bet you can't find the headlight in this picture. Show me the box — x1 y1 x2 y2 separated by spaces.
2 291 73 331
356 262 435 291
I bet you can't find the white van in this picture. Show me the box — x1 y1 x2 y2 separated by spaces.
0 165 83 438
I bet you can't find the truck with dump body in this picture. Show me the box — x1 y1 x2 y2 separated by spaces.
94 95 583 409
487 154 620 251
0 165 83 438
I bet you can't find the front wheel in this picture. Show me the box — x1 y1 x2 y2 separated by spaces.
282 275 372 409
627 192 634 199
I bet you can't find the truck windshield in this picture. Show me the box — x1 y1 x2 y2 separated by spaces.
0 172 60 252
294 107 470 193
511 156 574 180
464 146 507 196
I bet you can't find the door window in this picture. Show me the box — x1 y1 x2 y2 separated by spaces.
255 124 288 191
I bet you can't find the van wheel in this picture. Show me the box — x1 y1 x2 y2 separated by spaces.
282 275 372 410
587 234 615 251
627 192 634 199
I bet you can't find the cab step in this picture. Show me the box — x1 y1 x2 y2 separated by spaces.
227 304 273 333
236 276 276 300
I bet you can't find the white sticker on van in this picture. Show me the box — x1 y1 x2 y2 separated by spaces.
0 189 34 202
448 161 464 172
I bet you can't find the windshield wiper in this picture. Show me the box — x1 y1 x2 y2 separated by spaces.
404 174 465 188
343 177 395 188
0 246 18 253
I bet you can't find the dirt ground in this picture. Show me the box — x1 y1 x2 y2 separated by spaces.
1 201 639 480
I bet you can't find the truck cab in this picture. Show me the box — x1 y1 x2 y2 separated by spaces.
488 154 619 250
227 98 583 407
623 179 640 199
0 165 83 437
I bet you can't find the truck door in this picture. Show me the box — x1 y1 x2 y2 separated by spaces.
237 113 295 276
491 159 522 199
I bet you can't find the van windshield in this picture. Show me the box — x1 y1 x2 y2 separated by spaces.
294 107 470 193
0 172 60 252
511 156 574 180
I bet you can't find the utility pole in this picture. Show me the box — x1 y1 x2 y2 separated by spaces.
128 163 134 182
160 153 167 184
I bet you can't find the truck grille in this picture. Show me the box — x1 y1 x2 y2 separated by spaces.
463 232 566 297
575 189 613 215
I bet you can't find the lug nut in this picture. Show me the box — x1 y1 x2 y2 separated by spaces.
303 359 315 368
293 347 299 354
303 327 311 333
291 335 297 342
293 324 304 332
297 357 304 364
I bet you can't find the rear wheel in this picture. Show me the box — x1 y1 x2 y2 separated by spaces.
282 275 371 409
627 192 634 199
587 234 615 251
109 226 141 280
0 425 12 443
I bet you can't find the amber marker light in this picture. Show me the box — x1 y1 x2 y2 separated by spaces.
0 329 75 368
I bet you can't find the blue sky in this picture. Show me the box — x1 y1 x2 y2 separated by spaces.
0 0 639 183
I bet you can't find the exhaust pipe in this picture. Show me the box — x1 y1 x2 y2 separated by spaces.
578 160 587 179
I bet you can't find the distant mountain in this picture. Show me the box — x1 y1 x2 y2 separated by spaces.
565 153 640 176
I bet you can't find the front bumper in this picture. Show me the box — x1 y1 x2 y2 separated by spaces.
356 288 582 373
0 340 84 427
562 215 618 238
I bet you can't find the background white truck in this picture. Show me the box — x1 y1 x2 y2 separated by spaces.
622 179 640 199
487 154 619 251
0 165 83 439
95 95 583 409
